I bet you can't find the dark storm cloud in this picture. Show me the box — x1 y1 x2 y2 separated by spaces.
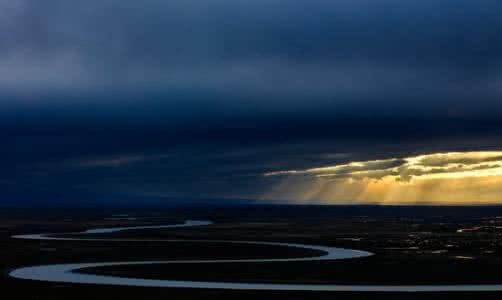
3 124 502 206
1 0 502 116
2 0 502 206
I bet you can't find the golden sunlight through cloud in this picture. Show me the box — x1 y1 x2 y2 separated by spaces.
263 151 502 205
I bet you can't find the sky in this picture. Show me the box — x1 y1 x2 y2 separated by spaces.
2 0 502 206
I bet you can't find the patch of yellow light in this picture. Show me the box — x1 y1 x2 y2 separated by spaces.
263 151 502 205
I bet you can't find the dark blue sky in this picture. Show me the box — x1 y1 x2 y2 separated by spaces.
2 0 502 206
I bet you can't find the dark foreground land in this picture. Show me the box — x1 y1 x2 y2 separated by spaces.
3 205 502 299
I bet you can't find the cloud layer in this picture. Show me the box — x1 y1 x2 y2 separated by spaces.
264 152 502 204
2 0 502 118
266 152 502 181
2 1 502 206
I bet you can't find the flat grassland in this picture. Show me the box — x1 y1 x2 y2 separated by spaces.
3 205 502 299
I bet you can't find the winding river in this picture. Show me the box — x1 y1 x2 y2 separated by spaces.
9 220 502 292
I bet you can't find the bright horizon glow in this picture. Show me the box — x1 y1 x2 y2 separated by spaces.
263 151 502 205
